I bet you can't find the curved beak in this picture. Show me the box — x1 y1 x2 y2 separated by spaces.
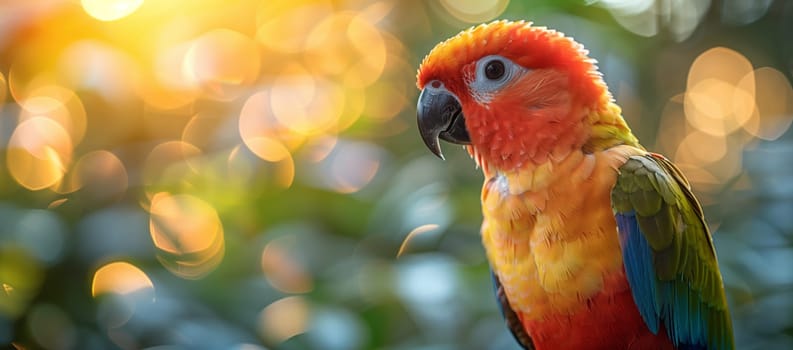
416 83 470 160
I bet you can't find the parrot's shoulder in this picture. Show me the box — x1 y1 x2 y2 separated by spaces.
584 102 643 153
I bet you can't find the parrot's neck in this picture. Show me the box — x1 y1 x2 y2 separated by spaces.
465 100 639 177
463 114 589 176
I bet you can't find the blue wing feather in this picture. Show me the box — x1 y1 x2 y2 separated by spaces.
612 155 734 350
617 211 711 348
616 211 659 333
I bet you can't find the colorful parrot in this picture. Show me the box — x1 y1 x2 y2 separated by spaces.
415 21 734 349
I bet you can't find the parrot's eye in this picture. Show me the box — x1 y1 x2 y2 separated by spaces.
469 55 526 102
485 60 505 80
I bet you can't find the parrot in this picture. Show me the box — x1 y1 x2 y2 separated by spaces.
415 20 734 350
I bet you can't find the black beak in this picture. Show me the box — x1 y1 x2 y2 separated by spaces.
416 82 470 159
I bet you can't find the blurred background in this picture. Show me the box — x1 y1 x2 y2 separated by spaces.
0 0 791 349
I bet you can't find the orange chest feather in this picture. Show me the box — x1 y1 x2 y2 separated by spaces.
479 147 640 320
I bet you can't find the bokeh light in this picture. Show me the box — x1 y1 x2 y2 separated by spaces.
743 67 793 140
148 192 225 279
595 0 711 41
81 0 144 21
91 261 154 297
60 150 129 201
184 29 260 100
142 141 202 189
303 12 387 88
18 85 87 144
261 237 314 294
258 296 310 345
439 0 509 23
7 117 73 191
306 140 383 193
58 40 141 101
256 2 334 54
91 261 155 331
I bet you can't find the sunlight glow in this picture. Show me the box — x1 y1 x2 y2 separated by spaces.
439 0 509 23
148 192 225 279
91 261 153 297
684 47 754 136
19 86 87 145
261 237 314 294
743 67 793 140
258 297 310 344
7 117 73 191
183 29 260 100
81 0 144 21
60 150 128 200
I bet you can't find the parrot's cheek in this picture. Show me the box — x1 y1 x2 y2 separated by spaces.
417 83 470 159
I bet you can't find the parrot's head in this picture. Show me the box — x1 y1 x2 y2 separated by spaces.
416 20 614 171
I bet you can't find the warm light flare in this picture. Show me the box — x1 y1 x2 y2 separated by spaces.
687 47 753 90
58 41 142 101
155 41 200 91
150 193 220 253
743 67 793 140
308 140 383 193
60 150 128 199
239 90 306 151
676 131 728 164
303 136 338 162
48 198 69 209
439 0 509 23
137 78 199 110
261 238 314 294
148 192 225 279
243 136 291 163
81 0 144 21
674 46 793 194
664 45 793 195
684 47 755 137
258 297 310 344
270 69 345 136
8 62 58 104
143 141 202 187
684 79 752 136
19 85 87 144
181 112 224 149
183 29 260 100
91 262 154 297
364 79 409 121
303 12 387 88
7 117 73 191
398 224 441 258
256 2 333 54
330 152 380 194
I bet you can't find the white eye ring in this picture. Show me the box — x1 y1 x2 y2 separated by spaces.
470 55 526 97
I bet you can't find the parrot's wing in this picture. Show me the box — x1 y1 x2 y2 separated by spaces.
492 272 535 350
611 154 734 350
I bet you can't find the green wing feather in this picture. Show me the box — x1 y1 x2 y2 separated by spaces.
611 153 734 350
